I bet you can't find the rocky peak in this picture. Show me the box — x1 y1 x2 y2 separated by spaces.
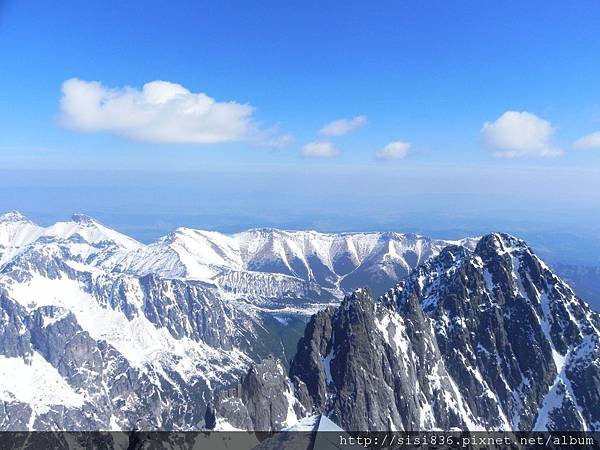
474 232 528 259
0 211 30 224
206 356 305 431
70 213 98 226
287 233 600 431
434 243 470 265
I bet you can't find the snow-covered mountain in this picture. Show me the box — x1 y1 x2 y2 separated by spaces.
0 212 141 269
213 233 599 432
5 211 596 432
0 211 473 430
112 226 478 302
1 211 477 310
0 212 44 267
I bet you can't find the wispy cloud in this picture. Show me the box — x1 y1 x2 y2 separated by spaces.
59 78 289 146
481 111 562 158
573 131 600 150
301 141 340 158
375 141 410 160
319 115 368 137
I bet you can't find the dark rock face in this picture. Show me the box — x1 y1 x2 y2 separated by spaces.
289 233 600 432
288 306 336 412
289 289 465 431
207 358 305 431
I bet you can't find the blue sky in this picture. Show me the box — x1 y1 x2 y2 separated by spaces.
1 0 600 252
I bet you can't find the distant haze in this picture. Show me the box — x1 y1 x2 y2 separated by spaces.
1 167 599 266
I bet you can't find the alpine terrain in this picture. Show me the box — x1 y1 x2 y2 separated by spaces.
211 233 600 432
1 212 598 431
0 211 473 430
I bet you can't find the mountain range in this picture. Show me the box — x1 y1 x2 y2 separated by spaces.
0 212 598 431
211 234 600 432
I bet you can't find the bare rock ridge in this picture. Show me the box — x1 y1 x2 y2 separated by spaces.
205 357 307 431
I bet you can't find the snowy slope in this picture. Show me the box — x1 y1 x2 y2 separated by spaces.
0 352 85 417
0 212 44 266
113 225 478 300
1 211 477 303
0 212 142 270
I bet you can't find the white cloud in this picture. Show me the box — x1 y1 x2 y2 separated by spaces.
59 78 287 145
319 115 368 137
481 111 562 158
375 141 411 160
573 131 600 149
256 132 295 149
301 141 340 158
